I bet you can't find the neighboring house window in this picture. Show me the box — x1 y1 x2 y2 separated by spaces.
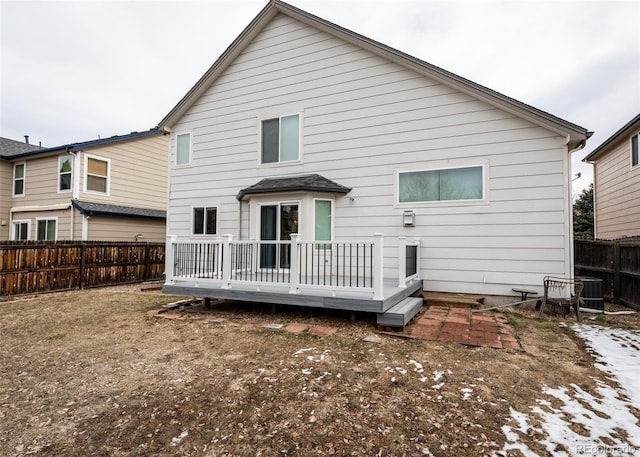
398 166 484 203
13 163 25 196
193 207 217 235
632 133 639 167
176 132 191 166
12 220 30 240
314 199 332 249
36 218 57 241
261 114 300 164
58 156 73 192
85 155 110 194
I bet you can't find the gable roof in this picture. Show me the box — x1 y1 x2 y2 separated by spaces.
0 137 43 158
159 0 589 150
0 129 164 161
237 174 351 201
72 200 166 220
583 113 640 162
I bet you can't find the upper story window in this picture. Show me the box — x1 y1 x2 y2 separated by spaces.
13 163 25 197
176 132 191 166
261 114 300 164
85 154 110 195
193 207 217 235
58 156 73 192
632 132 639 167
398 165 484 204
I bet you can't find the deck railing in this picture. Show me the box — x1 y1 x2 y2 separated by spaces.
165 233 420 300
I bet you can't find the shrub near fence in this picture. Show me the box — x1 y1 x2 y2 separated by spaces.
0 241 165 297
574 238 640 310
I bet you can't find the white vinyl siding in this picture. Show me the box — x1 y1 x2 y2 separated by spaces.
167 13 573 295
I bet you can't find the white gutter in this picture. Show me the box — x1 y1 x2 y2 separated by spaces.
11 203 72 213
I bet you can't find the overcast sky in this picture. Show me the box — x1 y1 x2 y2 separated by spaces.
2 0 639 196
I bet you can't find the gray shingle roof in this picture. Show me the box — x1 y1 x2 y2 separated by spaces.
0 137 43 158
72 200 166 220
237 174 351 200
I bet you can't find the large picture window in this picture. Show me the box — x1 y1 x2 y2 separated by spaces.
398 166 484 203
193 207 217 235
13 163 25 196
261 114 300 164
632 133 639 167
85 155 110 194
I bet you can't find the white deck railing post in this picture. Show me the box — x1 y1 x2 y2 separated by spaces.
215 236 223 279
165 235 176 285
289 233 300 294
414 239 421 280
397 236 407 288
221 234 233 289
373 233 384 300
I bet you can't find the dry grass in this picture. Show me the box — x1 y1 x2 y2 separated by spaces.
0 287 636 456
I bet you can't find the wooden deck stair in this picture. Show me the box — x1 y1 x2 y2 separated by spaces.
376 296 424 328
422 292 485 308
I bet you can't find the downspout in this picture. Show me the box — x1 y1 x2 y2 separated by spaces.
566 135 588 280
68 148 77 240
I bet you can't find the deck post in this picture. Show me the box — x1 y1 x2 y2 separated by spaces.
397 236 407 288
373 233 384 300
289 234 301 294
414 238 421 280
221 234 233 289
164 235 176 285
215 236 223 279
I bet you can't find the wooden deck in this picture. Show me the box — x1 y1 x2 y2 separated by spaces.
163 277 423 314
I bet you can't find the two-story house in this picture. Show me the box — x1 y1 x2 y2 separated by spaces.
158 0 589 324
583 113 640 239
0 129 169 242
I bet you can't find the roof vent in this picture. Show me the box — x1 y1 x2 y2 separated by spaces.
24 135 29 145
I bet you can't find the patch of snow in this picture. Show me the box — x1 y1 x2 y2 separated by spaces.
170 430 188 446
431 382 445 390
461 388 473 400
496 325 640 457
432 370 444 382
409 360 424 373
395 366 407 375
293 347 315 356
301 368 312 375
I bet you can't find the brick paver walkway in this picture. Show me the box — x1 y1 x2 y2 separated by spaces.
411 305 520 350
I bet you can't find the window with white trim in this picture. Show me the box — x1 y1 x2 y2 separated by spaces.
261 114 300 164
398 165 484 203
85 155 110 194
36 218 57 241
193 207 217 235
13 163 25 196
12 220 30 240
58 155 73 192
632 132 639 167
314 199 332 250
176 132 191 166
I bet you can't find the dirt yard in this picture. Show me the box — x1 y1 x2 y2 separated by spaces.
1 286 638 456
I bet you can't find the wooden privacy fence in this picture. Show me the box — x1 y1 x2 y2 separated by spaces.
0 241 165 297
575 238 640 310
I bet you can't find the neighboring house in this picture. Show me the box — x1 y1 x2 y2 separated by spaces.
0 129 169 242
159 0 589 322
583 113 640 239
